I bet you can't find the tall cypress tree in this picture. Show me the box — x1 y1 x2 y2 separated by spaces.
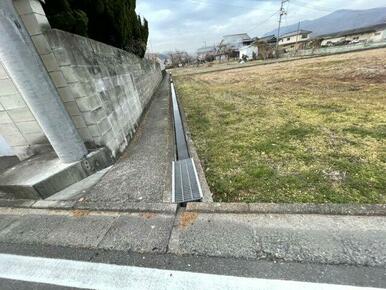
43 0 149 58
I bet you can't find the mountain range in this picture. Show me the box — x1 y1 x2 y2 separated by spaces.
264 7 386 37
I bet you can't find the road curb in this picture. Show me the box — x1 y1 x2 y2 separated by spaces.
2 198 384 216
0 199 178 214
74 201 178 214
186 202 386 216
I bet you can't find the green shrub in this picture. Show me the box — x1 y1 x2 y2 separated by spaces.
43 0 149 57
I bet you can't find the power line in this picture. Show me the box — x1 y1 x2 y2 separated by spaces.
247 10 280 36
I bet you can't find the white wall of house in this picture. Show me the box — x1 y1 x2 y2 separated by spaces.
321 28 386 46
279 33 310 46
239 45 258 60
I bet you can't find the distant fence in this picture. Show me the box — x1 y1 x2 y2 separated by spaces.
283 40 386 58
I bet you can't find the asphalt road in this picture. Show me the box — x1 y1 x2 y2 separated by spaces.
1 252 382 290
0 243 384 289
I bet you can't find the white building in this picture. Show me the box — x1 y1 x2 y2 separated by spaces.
278 30 312 51
218 33 253 58
239 44 258 60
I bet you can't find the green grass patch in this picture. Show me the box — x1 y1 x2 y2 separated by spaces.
175 50 386 204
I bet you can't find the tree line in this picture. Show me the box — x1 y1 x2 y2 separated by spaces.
43 0 149 58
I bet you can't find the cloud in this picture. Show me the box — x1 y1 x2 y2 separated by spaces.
193 0 210 11
137 0 386 53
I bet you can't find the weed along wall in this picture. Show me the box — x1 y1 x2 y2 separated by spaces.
43 29 162 157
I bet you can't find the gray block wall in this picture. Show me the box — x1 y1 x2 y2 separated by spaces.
43 30 162 157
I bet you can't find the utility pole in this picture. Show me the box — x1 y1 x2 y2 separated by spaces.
276 0 289 58
295 21 301 55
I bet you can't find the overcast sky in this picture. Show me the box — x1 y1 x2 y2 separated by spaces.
137 0 386 53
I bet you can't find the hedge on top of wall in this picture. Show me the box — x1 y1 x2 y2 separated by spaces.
43 0 149 58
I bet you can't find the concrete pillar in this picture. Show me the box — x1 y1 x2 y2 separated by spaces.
0 0 87 163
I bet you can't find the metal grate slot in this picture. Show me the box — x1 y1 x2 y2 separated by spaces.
172 158 203 203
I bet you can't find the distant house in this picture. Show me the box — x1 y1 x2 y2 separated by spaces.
259 35 277 45
278 30 312 51
218 33 253 58
250 35 277 60
239 44 258 60
196 46 217 61
318 23 386 47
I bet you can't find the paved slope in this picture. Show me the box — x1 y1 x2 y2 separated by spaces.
79 75 173 205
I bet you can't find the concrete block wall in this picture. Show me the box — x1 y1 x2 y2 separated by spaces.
0 61 49 160
1 0 162 159
42 29 162 156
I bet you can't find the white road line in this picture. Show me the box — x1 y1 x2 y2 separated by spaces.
0 254 377 290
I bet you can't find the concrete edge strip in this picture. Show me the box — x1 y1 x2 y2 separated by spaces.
186 203 386 216
0 201 178 215
1 199 384 216
0 207 177 218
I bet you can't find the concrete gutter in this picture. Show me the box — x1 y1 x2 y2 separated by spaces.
171 79 212 202
186 202 386 216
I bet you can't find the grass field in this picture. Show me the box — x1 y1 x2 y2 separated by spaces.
175 49 386 204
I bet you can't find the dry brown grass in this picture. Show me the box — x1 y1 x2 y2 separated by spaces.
175 49 386 204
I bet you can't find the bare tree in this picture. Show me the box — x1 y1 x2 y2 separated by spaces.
166 51 193 67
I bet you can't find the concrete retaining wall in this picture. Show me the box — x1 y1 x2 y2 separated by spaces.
42 29 162 157
0 0 162 159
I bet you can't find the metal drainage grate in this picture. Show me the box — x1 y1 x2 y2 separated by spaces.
172 158 203 203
